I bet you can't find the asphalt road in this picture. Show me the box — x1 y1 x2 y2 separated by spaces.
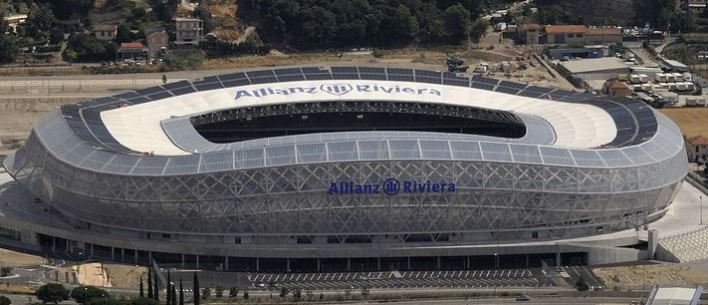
349 297 639 305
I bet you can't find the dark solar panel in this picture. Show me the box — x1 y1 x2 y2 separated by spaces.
128 96 152 104
415 76 441 84
388 68 413 75
222 79 252 87
114 91 141 99
249 76 278 84
202 76 219 82
360 73 387 80
358 67 385 74
332 73 360 80
161 81 192 90
499 81 527 90
518 91 544 98
472 75 499 85
388 75 414 82
471 82 495 91
415 70 441 77
525 86 555 94
246 70 275 78
495 86 520 95
273 68 302 76
93 97 119 104
301 67 328 73
276 75 305 82
195 82 224 91
149 91 173 100
331 66 358 73
305 74 332 80
442 79 469 87
172 87 197 96
218 72 247 81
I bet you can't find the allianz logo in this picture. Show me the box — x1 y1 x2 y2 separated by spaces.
234 84 442 100
328 179 456 196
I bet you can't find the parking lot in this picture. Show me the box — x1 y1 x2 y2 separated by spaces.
247 268 556 290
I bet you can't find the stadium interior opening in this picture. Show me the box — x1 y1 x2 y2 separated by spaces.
192 101 527 143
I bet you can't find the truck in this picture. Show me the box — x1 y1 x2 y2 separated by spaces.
445 56 469 72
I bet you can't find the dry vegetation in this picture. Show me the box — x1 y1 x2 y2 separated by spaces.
593 263 708 291
659 108 708 139
0 248 46 268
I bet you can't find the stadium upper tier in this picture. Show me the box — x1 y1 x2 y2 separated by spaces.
24 66 660 175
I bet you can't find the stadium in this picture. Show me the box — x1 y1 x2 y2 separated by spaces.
0 66 688 271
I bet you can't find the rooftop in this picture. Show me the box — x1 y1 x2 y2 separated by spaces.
120 42 145 49
688 135 708 146
586 27 622 35
519 23 541 31
557 57 630 74
545 25 586 34
93 24 117 32
646 286 702 305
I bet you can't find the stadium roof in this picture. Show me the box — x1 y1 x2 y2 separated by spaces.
101 79 616 155
23 66 671 176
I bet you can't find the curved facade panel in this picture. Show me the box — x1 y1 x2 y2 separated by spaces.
2 66 688 250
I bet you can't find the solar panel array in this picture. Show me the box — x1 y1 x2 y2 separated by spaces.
59 66 658 156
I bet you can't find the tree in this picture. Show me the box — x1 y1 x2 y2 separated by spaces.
166 271 171 305
153 271 159 302
29 4 56 32
193 273 200 305
147 269 153 299
228 287 238 299
388 4 418 43
214 286 223 299
201 288 211 300
576 275 590 291
65 34 109 62
469 18 489 44
443 3 471 42
70 286 109 304
0 267 12 277
131 297 159 305
0 34 18 64
131 7 147 22
292 288 301 302
49 28 64 45
139 276 144 298
36 283 70 304
0 296 11 305
170 284 176 305
178 280 184 305
279 287 289 298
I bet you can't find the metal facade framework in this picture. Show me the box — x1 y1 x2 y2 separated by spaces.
1 66 688 256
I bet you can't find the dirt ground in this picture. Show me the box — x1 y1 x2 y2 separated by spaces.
659 107 708 139
0 248 46 268
593 263 708 291
103 263 147 289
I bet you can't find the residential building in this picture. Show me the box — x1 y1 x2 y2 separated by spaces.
585 28 623 44
517 24 540 45
92 24 117 41
117 42 149 62
147 31 169 56
687 135 708 163
545 25 587 45
174 17 203 46
602 79 632 97
682 0 707 12
3 14 27 33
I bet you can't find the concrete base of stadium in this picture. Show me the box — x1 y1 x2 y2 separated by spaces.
0 171 703 272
